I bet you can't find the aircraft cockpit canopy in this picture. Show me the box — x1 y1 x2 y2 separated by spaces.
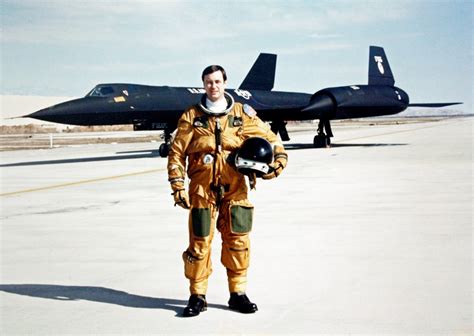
87 85 116 97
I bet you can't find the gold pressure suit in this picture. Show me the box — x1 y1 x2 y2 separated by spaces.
167 94 287 295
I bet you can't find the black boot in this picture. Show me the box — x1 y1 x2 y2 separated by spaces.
228 293 258 314
183 294 207 317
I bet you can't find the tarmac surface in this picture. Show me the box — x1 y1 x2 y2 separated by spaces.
1 117 472 335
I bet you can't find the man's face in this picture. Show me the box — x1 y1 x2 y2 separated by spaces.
203 70 227 102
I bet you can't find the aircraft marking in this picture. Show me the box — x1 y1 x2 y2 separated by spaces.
374 55 385 74
234 89 252 100
187 88 206 94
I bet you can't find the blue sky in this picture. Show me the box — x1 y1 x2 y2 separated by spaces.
1 0 472 112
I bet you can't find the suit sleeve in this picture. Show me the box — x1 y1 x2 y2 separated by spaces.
167 110 194 184
242 109 284 149
241 106 288 175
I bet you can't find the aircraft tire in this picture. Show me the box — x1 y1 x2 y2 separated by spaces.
313 135 330 148
159 143 170 157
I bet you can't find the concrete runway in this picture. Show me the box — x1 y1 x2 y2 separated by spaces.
1 117 472 335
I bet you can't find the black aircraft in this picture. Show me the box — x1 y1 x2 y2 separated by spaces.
25 46 461 157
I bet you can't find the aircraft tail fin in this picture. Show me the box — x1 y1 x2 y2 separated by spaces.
368 46 395 86
239 53 276 91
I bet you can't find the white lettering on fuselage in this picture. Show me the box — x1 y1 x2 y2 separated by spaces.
234 89 252 100
187 88 206 94
374 56 385 74
187 88 252 100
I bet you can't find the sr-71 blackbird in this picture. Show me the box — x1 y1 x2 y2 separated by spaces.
26 46 461 157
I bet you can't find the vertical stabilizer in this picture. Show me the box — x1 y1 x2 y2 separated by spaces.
239 53 276 91
368 46 395 86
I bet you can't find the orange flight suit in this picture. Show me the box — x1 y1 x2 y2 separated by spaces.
168 96 286 295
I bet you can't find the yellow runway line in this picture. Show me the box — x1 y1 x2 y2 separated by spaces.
1 168 165 197
337 119 457 143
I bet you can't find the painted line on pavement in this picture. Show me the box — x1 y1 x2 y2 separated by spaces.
1 168 165 197
337 120 457 143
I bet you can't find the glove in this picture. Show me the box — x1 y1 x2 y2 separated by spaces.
172 189 190 209
170 180 190 209
262 147 288 180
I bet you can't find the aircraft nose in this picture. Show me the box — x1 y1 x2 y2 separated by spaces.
24 98 92 125
25 107 57 122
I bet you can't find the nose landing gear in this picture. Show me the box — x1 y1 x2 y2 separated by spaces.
159 127 173 158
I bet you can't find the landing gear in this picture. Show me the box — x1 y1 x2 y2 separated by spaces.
159 143 170 158
271 120 290 141
313 119 333 148
159 127 173 158
313 135 331 148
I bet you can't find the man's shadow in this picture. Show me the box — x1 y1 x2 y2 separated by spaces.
0 284 228 317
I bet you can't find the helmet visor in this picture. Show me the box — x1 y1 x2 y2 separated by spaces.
235 156 270 174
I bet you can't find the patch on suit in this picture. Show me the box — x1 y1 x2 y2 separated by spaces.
202 154 214 164
230 205 253 234
191 208 211 237
193 116 209 128
228 116 243 127
243 104 257 117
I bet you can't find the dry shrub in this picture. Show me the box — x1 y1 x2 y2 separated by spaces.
0 124 134 134
64 125 133 132
0 125 58 134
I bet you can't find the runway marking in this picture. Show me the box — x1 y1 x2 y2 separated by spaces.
0 168 165 197
2 119 468 197
336 120 459 143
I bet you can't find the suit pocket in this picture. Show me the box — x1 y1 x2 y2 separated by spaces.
229 204 253 234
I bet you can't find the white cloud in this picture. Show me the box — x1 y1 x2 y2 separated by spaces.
1 0 417 48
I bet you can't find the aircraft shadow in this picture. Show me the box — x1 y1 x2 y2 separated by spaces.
0 150 161 168
285 143 407 150
0 284 228 317
0 144 408 167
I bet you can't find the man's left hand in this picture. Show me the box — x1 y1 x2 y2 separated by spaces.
262 160 286 180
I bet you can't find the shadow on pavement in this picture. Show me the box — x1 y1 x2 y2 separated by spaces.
0 150 161 167
285 143 407 150
0 284 228 317
0 143 408 167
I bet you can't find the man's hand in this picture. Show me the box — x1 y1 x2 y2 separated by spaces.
262 147 287 180
170 179 190 209
172 188 190 209
262 161 284 180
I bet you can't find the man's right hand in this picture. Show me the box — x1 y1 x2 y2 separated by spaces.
172 188 190 209
169 177 190 210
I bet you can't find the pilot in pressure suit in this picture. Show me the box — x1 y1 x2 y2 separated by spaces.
167 65 288 317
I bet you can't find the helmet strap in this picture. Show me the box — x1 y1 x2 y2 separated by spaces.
248 172 257 190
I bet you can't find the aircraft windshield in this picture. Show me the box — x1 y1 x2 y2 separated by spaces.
87 86 116 97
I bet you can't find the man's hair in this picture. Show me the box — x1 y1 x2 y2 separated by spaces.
201 65 227 82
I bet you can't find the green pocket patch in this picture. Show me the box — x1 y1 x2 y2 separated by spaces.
191 208 211 237
230 205 253 233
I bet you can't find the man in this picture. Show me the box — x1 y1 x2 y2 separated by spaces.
167 65 288 317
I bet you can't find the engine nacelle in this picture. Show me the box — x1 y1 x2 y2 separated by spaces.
303 85 409 119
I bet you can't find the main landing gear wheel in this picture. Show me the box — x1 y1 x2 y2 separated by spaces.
313 135 331 148
313 118 333 148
